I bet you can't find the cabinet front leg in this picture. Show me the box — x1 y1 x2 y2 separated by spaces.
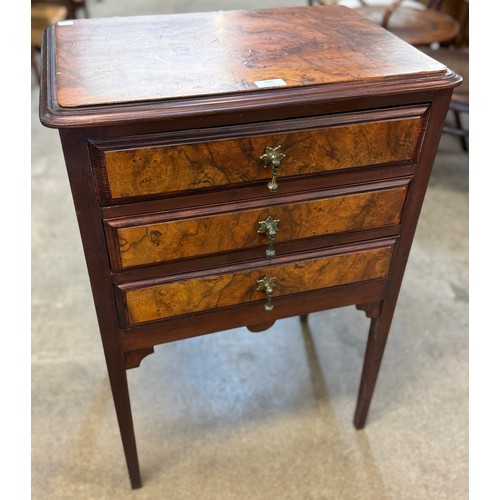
353 300 396 429
106 352 142 489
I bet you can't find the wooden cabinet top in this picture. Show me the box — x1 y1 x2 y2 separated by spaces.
39 5 459 128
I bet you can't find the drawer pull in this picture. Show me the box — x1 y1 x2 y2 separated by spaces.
257 216 280 259
256 275 277 312
260 145 286 192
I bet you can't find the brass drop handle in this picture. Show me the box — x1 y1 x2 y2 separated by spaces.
260 145 286 192
256 275 277 312
257 216 280 259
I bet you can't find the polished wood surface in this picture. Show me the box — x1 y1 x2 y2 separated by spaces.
101 116 421 200
51 5 445 109
39 4 460 488
105 184 407 270
119 243 394 326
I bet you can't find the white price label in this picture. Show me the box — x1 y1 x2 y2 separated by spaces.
254 79 287 88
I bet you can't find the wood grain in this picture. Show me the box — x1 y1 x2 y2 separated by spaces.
52 6 445 109
120 280 387 351
103 117 420 199
105 185 407 270
119 244 394 326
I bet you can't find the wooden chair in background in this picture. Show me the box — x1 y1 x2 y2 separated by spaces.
419 0 469 151
352 0 460 46
31 0 90 84
66 0 89 18
31 4 68 83
32 0 89 20
307 0 468 151
307 1 461 47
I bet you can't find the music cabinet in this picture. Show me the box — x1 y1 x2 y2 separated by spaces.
39 5 460 488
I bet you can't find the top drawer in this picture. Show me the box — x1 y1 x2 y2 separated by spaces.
90 106 427 205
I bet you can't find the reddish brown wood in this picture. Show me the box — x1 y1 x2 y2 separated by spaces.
58 129 142 489
38 4 461 489
96 162 417 216
356 302 382 319
51 6 445 109
90 106 426 204
120 280 389 352
105 184 407 271
353 89 455 429
124 347 155 370
101 117 420 200
246 321 276 333
38 10 459 129
119 242 394 326
111 225 403 285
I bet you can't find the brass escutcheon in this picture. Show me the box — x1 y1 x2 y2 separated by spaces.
260 145 286 192
257 216 280 259
256 275 277 312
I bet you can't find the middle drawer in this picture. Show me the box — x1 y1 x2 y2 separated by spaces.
104 180 408 272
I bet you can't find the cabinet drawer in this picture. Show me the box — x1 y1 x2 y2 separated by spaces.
91 107 426 203
105 183 407 271
116 241 394 327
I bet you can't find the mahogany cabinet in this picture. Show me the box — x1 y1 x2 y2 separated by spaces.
39 5 460 488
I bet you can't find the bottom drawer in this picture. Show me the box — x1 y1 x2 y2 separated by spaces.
117 240 395 327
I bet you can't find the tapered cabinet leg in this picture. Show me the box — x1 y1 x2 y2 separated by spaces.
106 356 142 489
354 300 396 429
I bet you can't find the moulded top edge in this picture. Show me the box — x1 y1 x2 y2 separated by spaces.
39 5 461 128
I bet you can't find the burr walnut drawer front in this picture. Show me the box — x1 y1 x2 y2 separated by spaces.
90 106 427 204
116 240 395 327
104 181 408 272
